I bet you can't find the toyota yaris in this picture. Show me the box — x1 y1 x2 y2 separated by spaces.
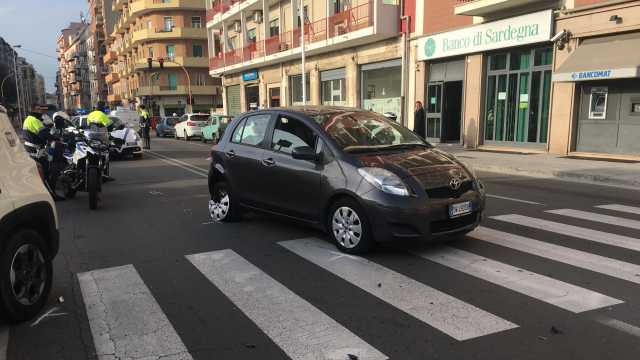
207 107 485 253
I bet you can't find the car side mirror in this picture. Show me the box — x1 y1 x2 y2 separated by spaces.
292 146 319 162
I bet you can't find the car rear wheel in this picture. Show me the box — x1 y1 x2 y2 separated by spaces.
209 182 241 222
184 131 189 141
0 229 53 323
329 199 374 254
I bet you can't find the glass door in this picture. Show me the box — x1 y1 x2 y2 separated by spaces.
426 82 443 142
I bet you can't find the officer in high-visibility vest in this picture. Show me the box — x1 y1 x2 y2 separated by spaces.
87 101 113 130
22 106 48 145
139 104 151 150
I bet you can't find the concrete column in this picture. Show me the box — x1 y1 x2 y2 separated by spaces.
262 0 269 57
346 55 359 107
310 66 320 105
259 78 268 108
462 54 484 149
548 38 578 155
221 76 228 114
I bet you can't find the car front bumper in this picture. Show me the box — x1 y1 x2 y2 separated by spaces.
359 189 485 243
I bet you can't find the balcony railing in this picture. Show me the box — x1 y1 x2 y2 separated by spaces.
210 1 372 71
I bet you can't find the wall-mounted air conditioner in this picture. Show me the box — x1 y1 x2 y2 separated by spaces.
253 11 263 24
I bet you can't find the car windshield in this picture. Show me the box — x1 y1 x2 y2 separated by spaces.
165 117 179 126
312 110 429 152
109 116 122 127
191 114 209 122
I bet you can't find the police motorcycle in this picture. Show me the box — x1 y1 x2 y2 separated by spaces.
59 117 111 210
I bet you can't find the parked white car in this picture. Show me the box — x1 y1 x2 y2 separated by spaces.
0 105 58 322
173 113 210 140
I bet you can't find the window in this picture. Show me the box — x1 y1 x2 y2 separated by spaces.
247 28 257 43
167 73 177 90
191 16 202 28
297 6 309 26
269 19 279 37
192 45 203 57
271 116 316 155
166 45 175 59
321 79 345 106
232 114 271 146
148 47 154 58
195 73 206 86
163 17 174 32
147 20 152 30
289 74 310 105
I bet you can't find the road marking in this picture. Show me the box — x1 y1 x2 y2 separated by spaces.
486 194 545 206
186 249 387 360
470 227 640 285
30 306 68 327
492 214 640 252
147 150 209 173
0 326 7 360
595 317 640 339
279 238 517 341
146 151 208 178
547 208 640 231
596 204 640 215
78 265 192 360
414 246 622 313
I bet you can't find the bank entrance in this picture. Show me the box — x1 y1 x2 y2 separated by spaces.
425 59 464 143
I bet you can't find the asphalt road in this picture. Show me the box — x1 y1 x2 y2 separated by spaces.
5 137 640 359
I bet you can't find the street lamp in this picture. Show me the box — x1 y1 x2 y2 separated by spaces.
12 45 23 120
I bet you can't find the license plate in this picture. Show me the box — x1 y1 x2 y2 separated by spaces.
449 201 472 218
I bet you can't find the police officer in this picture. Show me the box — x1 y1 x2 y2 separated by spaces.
139 104 151 150
87 101 113 130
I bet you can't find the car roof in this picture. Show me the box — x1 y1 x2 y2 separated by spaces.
259 105 366 117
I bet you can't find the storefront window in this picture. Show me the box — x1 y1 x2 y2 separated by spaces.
321 68 346 106
361 60 402 122
289 74 310 105
484 47 552 145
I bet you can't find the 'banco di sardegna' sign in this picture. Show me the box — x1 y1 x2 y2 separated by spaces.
417 10 553 61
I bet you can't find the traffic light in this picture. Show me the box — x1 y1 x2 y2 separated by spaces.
159 58 164 69
147 57 153 70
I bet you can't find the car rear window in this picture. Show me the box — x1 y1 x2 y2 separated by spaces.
165 117 179 126
191 115 209 122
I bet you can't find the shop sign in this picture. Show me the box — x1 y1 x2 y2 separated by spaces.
553 67 640 82
242 70 258 81
417 10 553 61
571 70 612 81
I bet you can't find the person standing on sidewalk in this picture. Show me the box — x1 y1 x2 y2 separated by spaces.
139 105 151 150
414 101 426 139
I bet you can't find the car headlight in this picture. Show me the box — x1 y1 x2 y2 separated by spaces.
358 167 410 196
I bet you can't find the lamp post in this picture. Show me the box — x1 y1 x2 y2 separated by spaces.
299 0 306 105
13 45 23 120
1 72 14 99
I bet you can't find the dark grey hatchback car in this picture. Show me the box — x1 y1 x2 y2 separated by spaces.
208 106 486 253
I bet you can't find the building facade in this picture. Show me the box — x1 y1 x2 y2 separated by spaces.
1 37 46 119
89 0 115 105
57 22 93 112
409 0 640 158
105 0 221 116
206 0 410 121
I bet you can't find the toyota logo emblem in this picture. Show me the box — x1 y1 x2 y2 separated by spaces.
449 177 462 191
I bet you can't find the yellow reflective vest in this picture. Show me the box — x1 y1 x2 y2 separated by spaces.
87 110 112 127
22 115 44 135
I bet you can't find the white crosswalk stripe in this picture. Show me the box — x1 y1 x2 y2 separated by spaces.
547 209 640 231
186 249 388 360
470 226 640 285
596 204 640 215
491 214 640 252
279 238 518 341
77 265 192 360
414 246 622 313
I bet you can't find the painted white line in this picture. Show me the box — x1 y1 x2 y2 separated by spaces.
78 265 192 360
147 150 209 174
492 214 640 252
597 204 640 215
0 326 8 360
146 151 208 178
414 246 622 313
470 227 640 285
187 249 387 360
548 208 640 231
596 317 640 339
279 238 517 341
486 194 544 206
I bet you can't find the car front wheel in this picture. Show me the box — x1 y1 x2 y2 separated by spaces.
329 199 374 254
209 182 241 222
0 229 53 322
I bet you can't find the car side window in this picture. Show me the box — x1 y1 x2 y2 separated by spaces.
239 114 270 147
271 116 316 155
231 118 247 143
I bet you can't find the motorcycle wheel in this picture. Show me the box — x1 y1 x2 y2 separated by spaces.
64 183 77 199
87 167 99 210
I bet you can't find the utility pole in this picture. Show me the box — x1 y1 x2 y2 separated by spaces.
300 0 306 105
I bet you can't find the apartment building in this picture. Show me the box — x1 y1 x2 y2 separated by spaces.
1 37 46 119
105 0 221 116
410 0 640 158
57 22 93 111
88 0 116 105
206 0 409 120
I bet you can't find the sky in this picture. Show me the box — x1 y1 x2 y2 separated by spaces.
0 0 87 93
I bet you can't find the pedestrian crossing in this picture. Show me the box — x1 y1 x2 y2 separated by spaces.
77 203 640 359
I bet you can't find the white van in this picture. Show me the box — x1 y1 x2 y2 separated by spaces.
110 108 140 131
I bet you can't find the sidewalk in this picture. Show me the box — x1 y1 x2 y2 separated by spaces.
437 144 640 190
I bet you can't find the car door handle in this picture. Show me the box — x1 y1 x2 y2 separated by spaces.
226 150 236 158
262 158 275 167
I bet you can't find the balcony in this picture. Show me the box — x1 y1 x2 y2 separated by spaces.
103 51 117 64
132 27 207 45
454 0 545 16
137 85 218 96
112 0 127 12
207 0 258 27
129 0 205 19
105 72 120 84
133 56 209 70
107 94 122 102
210 1 391 75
